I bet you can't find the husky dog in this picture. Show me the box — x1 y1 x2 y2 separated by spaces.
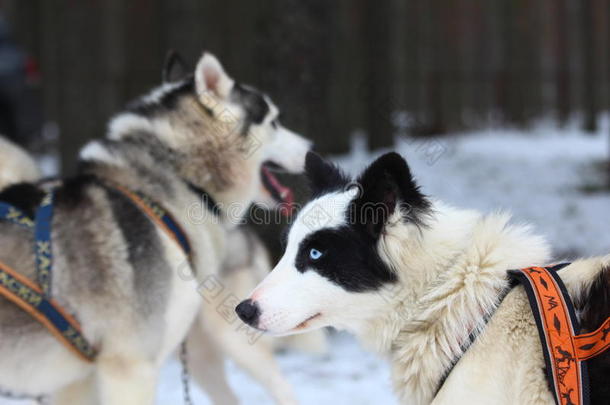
161 52 324 405
0 136 41 189
187 224 328 405
237 152 609 404
0 51 310 404
0 60 319 405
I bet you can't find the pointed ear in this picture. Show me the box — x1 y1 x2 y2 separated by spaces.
305 151 349 198
352 152 428 239
194 52 234 102
162 50 188 83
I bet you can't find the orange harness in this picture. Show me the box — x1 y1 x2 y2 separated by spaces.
509 265 610 405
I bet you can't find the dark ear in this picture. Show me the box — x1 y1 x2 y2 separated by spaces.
305 151 349 198
163 50 188 83
352 152 429 239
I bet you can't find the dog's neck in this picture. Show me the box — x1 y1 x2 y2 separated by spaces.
78 113 257 224
357 202 551 404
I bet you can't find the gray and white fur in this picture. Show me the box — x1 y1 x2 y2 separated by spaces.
0 51 311 405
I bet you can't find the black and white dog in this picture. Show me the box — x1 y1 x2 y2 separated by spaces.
237 152 609 404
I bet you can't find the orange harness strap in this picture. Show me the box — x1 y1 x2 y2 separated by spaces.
574 318 610 361
508 265 610 405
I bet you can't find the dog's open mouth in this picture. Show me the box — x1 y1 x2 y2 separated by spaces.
261 162 295 216
295 313 321 330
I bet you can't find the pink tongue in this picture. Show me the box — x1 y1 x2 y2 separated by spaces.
261 166 295 217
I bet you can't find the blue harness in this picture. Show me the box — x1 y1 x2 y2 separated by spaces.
0 184 192 362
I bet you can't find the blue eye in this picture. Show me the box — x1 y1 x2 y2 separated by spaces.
309 248 323 261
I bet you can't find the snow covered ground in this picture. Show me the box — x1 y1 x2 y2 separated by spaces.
1 124 608 405
156 332 397 405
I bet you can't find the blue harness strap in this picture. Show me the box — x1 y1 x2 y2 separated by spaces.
0 202 34 229
34 192 54 297
0 191 97 362
0 260 97 362
0 183 192 364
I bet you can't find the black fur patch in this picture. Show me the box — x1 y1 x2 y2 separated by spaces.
231 83 270 136
581 265 610 404
350 152 430 239
304 151 351 198
162 50 188 83
295 227 397 292
0 183 45 218
104 186 169 315
54 175 99 210
292 153 430 292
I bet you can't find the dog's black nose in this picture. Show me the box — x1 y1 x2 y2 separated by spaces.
235 299 260 327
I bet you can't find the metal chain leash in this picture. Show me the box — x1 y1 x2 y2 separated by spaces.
180 340 194 405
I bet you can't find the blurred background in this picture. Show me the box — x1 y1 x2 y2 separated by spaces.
0 1 609 404
1 0 609 173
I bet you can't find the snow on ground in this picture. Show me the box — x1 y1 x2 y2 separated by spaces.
156 332 397 405
1 124 608 405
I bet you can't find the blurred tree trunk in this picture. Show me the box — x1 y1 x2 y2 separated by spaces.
606 0 610 188
495 0 512 125
554 0 571 126
420 0 444 135
389 0 407 135
361 0 393 148
581 0 598 133
99 0 125 122
527 0 544 122
276 0 339 153
404 0 423 130
469 0 490 126
5 0 42 144
327 0 362 153
444 0 465 132
163 0 207 69
498 0 541 127
55 1 104 174
124 1 163 102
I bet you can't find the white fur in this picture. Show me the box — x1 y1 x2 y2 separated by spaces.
107 113 156 140
265 124 312 173
262 96 312 172
79 141 125 167
0 136 41 188
139 81 185 106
